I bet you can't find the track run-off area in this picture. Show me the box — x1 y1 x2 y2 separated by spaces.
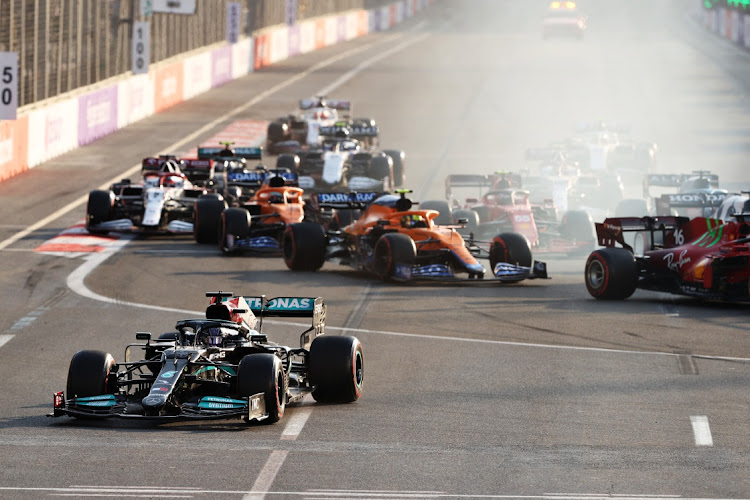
0 1 749 498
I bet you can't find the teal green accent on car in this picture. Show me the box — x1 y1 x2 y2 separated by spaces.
198 396 246 409
74 394 116 407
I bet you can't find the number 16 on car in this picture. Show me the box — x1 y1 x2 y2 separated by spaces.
0 52 18 120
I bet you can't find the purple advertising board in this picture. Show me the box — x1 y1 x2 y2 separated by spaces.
78 86 118 146
337 16 347 42
370 9 381 32
211 46 233 88
288 25 301 57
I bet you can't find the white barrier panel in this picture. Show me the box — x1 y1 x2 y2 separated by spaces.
182 52 212 100
394 2 405 24
745 15 750 48
232 37 254 78
345 12 358 41
26 98 79 167
117 73 155 128
299 20 316 54
325 17 338 46
270 26 289 64
731 11 740 42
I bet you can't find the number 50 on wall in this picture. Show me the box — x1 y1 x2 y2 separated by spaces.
0 52 18 120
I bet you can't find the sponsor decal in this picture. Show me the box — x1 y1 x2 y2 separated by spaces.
160 370 177 379
246 297 313 311
664 249 691 271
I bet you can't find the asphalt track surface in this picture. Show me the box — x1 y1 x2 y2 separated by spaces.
1 1 750 498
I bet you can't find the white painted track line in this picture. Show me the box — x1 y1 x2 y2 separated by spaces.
690 415 714 446
0 335 14 350
243 450 289 500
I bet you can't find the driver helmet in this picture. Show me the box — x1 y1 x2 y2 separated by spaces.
334 128 350 139
206 327 225 347
401 214 425 228
268 191 284 203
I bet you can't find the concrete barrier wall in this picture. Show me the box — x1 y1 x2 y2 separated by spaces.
0 0 432 183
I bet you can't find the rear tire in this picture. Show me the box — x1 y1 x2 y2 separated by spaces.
420 200 452 225
490 232 532 270
585 248 638 300
220 208 251 255
194 194 227 244
276 154 300 173
451 208 479 234
373 233 416 281
383 150 406 187
66 350 116 399
310 336 364 403
559 210 596 244
282 222 327 271
367 154 394 188
86 190 114 232
238 353 286 424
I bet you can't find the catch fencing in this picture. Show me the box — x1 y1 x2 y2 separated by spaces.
0 0 392 109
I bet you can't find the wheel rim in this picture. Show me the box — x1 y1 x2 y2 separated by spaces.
354 350 363 389
587 259 605 290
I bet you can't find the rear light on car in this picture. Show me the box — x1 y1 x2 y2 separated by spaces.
53 391 65 409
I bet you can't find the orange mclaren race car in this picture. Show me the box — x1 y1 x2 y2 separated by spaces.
194 172 310 254
282 190 548 283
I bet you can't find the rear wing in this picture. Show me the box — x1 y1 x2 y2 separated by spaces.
319 124 379 138
444 173 522 201
314 191 380 209
299 98 351 111
644 172 719 197
180 159 215 184
243 296 325 349
595 216 689 251
227 169 297 187
654 192 727 216
197 146 263 161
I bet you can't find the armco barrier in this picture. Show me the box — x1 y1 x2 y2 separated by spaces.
0 0 433 183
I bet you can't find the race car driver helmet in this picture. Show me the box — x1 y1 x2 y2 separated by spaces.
204 327 225 347
268 191 284 203
334 128 350 139
401 214 426 228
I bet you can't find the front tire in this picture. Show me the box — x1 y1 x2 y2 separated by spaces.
194 194 227 244
490 232 532 270
220 208 251 255
238 353 286 424
373 233 416 281
86 190 114 233
309 336 364 403
282 222 327 271
585 248 638 300
66 350 116 399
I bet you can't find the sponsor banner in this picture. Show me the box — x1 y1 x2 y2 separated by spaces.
314 19 327 49
0 116 28 180
389 4 398 28
154 61 184 113
726 8 733 38
27 98 78 167
34 221 123 257
299 20 315 54
254 33 271 70
232 37 253 78
78 86 118 146
288 25 301 57
394 2 405 23
117 73 154 128
735 11 745 45
183 52 212 99
270 26 289 64
379 6 391 31
211 45 233 87
325 17 338 46
745 14 750 48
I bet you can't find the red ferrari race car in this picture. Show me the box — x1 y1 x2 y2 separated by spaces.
442 174 596 256
585 214 750 301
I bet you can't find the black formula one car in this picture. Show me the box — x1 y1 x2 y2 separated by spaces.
49 293 363 424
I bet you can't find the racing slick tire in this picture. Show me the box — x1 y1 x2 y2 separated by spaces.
194 194 227 244
238 353 286 424
309 336 364 403
383 149 406 187
282 222 327 271
66 350 116 400
276 154 301 174
451 208 479 234
490 232 533 270
86 190 114 233
585 248 638 300
367 153 394 189
220 208 251 255
560 210 596 246
420 200 452 225
373 233 416 281
267 121 288 143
